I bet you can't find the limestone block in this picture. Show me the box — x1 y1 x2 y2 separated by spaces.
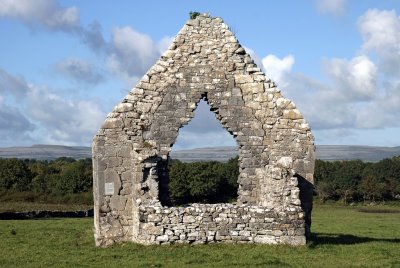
272 230 283 236
290 199 301 206
102 118 124 129
147 214 162 223
183 215 196 223
110 195 127 211
187 231 199 239
283 109 303 120
142 223 164 235
254 235 277 244
277 157 293 169
280 235 306 245
234 74 253 84
156 235 169 242
240 83 264 95
136 102 153 113
115 103 134 113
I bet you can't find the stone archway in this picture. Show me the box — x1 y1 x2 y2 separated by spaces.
93 14 315 247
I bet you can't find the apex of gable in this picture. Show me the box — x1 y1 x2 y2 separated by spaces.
161 13 240 57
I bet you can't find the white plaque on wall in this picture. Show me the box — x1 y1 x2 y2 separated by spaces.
105 182 114 195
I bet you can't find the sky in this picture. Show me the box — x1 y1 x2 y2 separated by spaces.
0 0 399 150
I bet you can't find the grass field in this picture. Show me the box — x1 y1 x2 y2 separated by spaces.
0 201 92 213
0 204 399 267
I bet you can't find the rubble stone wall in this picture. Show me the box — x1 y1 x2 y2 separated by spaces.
93 14 315 247
136 203 305 245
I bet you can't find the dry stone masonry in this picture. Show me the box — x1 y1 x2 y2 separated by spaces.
93 14 315 247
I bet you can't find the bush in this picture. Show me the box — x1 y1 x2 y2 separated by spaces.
189 11 201 19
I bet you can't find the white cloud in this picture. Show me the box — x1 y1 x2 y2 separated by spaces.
316 0 346 16
26 86 105 145
106 26 160 86
323 55 377 101
265 9 400 141
358 9 400 77
0 68 106 146
282 73 355 130
354 80 400 129
0 0 79 31
358 9 400 52
261 54 294 86
55 57 104 85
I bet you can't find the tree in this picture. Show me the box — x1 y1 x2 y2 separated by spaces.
360 175 386 201
168 157 239 205
27 160 51 194
187 162 220 202
53 160 92 194
316 181 336 203
0 158 32 191
386 177 400 199
169 160 190 204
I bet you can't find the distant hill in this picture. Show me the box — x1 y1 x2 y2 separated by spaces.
0 144 399 162
170 145 400 162
315 145 400 162
0 144 91 160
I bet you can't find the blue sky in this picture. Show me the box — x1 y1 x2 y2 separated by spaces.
0 0 399 149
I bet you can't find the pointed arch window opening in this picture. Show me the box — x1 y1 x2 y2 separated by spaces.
159 95 239 206
171 95 238 151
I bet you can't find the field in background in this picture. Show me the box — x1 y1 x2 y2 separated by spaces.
0 204 399 267
0 201 92 213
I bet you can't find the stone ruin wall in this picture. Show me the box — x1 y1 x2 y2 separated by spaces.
93 14 315 247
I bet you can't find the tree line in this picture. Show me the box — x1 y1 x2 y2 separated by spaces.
0 157 93 204
315 157 400 203
0 156 399 205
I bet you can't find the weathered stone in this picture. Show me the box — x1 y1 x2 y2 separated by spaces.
115 103 134 113
101 118 124 129
277 157 293 169
147 214 162 223
110 196 126 211
254 235 277 244
280 235 306 245
183 215 196 223
156 235 169 242
142 224 164 235
283 109 303 120
93 14 315 247
234 74 253 84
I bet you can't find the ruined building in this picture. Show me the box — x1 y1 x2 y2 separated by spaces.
92 14 315 247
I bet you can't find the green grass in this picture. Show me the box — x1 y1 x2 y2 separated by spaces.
0 191 93 212
0 201 92 212
0 204 399 267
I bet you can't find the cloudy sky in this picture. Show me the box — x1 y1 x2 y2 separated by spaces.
0 0 399 149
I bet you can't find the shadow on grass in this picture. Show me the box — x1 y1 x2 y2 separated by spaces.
308 233 400 248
